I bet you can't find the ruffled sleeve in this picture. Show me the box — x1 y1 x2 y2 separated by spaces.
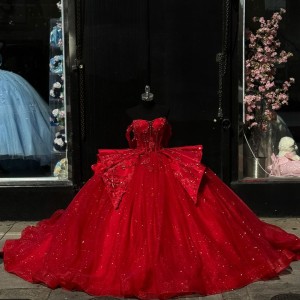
125 124 137 149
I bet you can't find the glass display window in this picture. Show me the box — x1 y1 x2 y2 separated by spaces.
0 1 72 183
238 0 300 181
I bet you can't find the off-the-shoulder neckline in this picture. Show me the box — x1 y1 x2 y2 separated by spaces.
132 117 167 122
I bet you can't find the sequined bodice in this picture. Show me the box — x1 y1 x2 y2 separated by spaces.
126 117 171 151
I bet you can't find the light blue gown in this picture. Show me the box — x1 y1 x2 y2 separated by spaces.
0 70 52 166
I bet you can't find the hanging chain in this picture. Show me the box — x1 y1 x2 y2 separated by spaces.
217 0 230 119
74 0 85 140
146 0 151 86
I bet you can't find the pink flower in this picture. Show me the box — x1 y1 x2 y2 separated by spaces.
272 103 280 110
265 81 274 90
246 114 254 121
244 8 294 130
250 122 258 128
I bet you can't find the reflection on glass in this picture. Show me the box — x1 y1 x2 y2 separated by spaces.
240 0 300 180
0 1 69 181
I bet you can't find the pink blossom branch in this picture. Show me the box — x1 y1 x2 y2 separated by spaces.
244 8 294 130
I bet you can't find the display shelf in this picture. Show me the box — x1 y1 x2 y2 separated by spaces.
48 9 68 179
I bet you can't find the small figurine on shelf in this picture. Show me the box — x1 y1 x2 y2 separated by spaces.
50 20 63 50
268 136 300 176
50 108 65 127
49 81 64 100
53 158 68 179
50 55 63 74
57 1 62 11
53 129 67 152
278 137 300 160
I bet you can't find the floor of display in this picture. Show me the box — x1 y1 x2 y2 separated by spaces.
241 177 300 182
0 218 300 300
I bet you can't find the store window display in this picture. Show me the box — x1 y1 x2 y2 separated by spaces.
0 45 52 175
268 136 300 176
0 1 69 180
240 1 300 180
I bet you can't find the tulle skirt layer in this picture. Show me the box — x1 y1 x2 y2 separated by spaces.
3 151 300 299
0 70 52 165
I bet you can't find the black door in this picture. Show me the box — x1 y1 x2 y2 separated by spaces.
81 0 226 182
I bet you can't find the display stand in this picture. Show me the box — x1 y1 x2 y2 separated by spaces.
49 12 68 180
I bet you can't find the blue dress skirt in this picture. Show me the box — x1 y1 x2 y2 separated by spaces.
0 70 52 166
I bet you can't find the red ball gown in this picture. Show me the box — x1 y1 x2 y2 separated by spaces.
3 117 300 299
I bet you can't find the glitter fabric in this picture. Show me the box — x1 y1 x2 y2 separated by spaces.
3 117 300 299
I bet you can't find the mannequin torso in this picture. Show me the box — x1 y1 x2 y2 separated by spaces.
126 86 169 121
126 101 170 121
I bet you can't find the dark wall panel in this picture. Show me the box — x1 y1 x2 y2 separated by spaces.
82 0 223 181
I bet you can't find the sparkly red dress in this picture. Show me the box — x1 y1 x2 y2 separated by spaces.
3 117 300 299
